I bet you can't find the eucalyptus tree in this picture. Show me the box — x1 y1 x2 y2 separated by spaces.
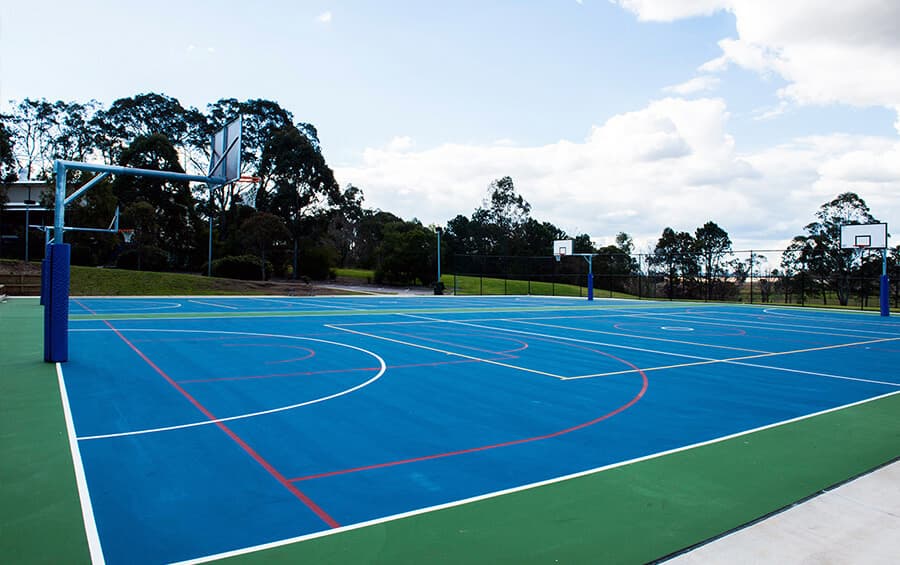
375 219 437 285
256 124 341 276
92 93 203 160
7 98 60 179
694 221 732 299
782 192 878 305
0 118 15 181
111 134 202 269
649 227 699 298
241 211 291 280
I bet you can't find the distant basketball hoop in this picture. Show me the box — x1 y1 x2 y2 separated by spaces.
840 222 890 317
119 229 135 244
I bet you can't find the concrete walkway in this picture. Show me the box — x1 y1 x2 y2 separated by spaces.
666 460 900 564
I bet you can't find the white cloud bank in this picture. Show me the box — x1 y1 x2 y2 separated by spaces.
336 2 900 253
337 97 900 251
616 0 900 121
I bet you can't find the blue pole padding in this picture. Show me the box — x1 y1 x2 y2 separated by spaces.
44 243 70 362
587 271 594 301
880 274 890 317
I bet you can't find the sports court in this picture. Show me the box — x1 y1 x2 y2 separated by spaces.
13 294 894 563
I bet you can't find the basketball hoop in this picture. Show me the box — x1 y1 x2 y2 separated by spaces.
119 229 135 244
236 175 261 184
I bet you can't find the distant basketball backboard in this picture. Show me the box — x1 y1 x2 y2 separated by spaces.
553 239 574 257
840 223 887 249
209 116 242 183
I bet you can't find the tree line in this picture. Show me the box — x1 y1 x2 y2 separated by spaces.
1 94 897 305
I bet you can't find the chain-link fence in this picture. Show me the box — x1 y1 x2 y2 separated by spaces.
448 250 900 311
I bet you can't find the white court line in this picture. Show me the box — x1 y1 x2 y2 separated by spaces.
621 311 900 339
726 360 900 388
327 324 566 380
174 389 900 565
251 297 357 310
404 314 724 364
404 314 900 386
188 299 239 310
57 363 106 564
568 347 900 387
70 329 387 440
511 319 772 354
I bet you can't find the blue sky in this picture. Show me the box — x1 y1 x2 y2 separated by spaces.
2 1 899 254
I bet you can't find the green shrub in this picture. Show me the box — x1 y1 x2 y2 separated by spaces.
294 245 337 280
208 254 272 280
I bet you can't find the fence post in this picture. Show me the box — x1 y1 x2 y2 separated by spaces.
638 254 643 300
749 250 754 304
800 261 806 307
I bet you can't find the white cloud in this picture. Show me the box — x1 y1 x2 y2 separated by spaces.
337 97 900 251
613 0 730 22
618 1 900 118
663 76 720 95
317 11 333 24
386 136 414 152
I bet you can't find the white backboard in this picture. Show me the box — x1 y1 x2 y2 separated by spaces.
209 116 242 183
840 223 887 249
553 239 574 256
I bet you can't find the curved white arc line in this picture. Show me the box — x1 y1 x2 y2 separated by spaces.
79 301 184 313
75 329 387 441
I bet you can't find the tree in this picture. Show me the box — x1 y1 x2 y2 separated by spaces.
785 192 878 306
480 176 531 233
92 93 202 162
516 219 566 256
0 118 16 182
120 201 160 270
111 134 201 269
375 220 437 285
464 176 532 255
354 210 403 269
327 184 365 267
204 98 296 218
648 228 698 298
241 212 290 279
257 124 341 277
615 232 634 255
7 98 59 179
694 221 732 300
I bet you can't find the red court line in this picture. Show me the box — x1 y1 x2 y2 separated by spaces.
102 320 340 529
72 298 98 315
289 353 649 483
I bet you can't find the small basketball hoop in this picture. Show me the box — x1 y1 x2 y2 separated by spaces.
555 249 566 262
119 229 135 244
236 175 261 184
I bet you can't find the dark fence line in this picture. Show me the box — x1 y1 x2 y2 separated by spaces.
448 252 899 311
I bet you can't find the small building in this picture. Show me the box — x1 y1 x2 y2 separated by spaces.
1 180 53 260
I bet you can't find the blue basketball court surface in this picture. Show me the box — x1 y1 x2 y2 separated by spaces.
58 295 900 564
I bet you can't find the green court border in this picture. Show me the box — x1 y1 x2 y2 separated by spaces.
1 298 897 564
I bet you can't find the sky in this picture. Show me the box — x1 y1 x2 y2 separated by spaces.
2 0 899 254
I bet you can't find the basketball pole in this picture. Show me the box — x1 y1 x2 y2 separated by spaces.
48 160 229 363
